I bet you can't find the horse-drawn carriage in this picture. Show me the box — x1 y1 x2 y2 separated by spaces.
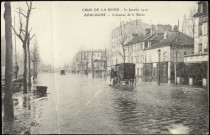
60 70 66 75
111 63 136 87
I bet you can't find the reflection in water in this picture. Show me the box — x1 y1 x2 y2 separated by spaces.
114 92 139 133
23 96 31 110
3 73 208 134
168 124 189 134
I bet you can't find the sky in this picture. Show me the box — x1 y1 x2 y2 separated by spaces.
1 1 198 68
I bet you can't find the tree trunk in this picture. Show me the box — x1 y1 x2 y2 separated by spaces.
174 50 177 84
27 41 31 86
123 48 126 63
4 2 14 121
23 45 27 93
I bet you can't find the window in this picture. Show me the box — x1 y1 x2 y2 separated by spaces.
137 68 139 75
163 52 167 61
153 67 156 77
199 24 202 36
145 42 150 48
198 4 202 13
184 52 187 55
140 55 144 63
148 42 151 48
200 3 203 13
136 56 138 63
199 18 203 36
204 23 207 35
141 68 143 76
203 2 207 14
131 57 133 63
198 43 202 54
204 49 207 52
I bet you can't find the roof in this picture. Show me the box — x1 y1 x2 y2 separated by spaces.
144 32 193 50
144 34 153 41
193 12 208 17
197 1 206 4
125 35 145 46
143 34 163 43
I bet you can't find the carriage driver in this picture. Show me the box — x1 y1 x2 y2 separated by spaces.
110 68 117 83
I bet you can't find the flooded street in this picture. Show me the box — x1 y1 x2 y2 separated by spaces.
2 73 209 134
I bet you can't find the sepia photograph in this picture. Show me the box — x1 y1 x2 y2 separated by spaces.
1 1 209 134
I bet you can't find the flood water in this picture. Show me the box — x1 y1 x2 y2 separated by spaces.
2 73 209 134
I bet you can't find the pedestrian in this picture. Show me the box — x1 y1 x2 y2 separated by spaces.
14 63 19 79
110 69 114 82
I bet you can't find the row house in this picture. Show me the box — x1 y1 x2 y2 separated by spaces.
125 30 194 83
143 31 194 83
108 20 174 74
125 35 145 77
108 19 151 73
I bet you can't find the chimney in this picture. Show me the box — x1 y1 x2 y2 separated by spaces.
164 31 167 39
146 28 151 36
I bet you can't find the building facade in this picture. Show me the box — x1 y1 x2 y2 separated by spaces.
72 49 106 76
183 1 208 86
107 19 151 73
184 1 208 63
124 29 194 83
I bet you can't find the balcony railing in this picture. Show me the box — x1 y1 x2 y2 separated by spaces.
184 52 208 63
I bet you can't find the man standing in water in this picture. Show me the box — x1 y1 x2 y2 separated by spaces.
14 63 19 79
110 68 114 82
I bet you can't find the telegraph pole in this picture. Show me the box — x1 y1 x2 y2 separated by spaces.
174 20 179 84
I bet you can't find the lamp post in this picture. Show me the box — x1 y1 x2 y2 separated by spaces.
158 49 161 85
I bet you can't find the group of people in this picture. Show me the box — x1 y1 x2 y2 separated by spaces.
110 68 136 86
110 68 122 86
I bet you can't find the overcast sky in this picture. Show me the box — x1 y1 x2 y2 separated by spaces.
1 1 197 68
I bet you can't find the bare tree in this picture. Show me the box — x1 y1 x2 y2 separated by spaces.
85 52 89 75
182 8 196 39
117 23 129 63
4 1 14 121
11 1 35 93
104 46 114 71
91 50 94 78
171 26 182 84
189 8 196 40
80 50 84 75
27 33 35 86
31 36 40 80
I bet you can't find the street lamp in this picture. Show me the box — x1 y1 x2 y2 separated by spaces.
157 49 161 85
